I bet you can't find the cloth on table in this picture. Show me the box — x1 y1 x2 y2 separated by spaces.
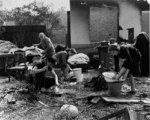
22 46 43 57
9 46 44 64
9 46 43 57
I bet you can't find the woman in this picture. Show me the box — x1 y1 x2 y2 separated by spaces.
108 43 141 94
53 48 77 81
33 32 56 63
28 57 59 92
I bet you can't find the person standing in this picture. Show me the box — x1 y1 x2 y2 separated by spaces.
33 32 56 62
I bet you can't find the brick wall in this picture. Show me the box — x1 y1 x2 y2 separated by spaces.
90 6 118 42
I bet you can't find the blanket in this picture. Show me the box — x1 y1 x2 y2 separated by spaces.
68 53 89 64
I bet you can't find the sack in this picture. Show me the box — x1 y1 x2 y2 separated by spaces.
84 74 108 91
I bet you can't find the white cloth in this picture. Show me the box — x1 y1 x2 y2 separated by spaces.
68 53 89 64
9 46 43 57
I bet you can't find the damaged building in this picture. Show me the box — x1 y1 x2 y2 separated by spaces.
69 0 149 53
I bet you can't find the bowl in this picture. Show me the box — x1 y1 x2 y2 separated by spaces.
102 72 124 82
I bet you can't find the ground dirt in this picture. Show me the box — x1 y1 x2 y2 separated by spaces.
0 69 149 120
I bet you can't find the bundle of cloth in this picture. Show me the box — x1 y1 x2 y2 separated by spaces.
68 53 90 65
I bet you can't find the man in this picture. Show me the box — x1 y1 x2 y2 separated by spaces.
28 57 59 92
33 32 56 62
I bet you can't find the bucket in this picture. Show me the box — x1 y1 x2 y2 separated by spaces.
108 82 123 97
72 68 82 81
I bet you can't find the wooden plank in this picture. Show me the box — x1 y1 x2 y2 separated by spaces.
99 107 137 120
102 96 150 104
99 108 130 120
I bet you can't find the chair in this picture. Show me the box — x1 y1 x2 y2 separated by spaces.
7 50 27 81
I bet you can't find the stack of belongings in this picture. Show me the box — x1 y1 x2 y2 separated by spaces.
9 46 43 56
0 40 17 75
9 46 43 64
68 53 90 71
0 40 17 53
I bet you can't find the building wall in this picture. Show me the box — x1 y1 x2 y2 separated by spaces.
118 0 141 39
141 11 149 35
70 2 90 48
70 0 143 54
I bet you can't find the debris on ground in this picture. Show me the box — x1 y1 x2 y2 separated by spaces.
0 70 149 120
